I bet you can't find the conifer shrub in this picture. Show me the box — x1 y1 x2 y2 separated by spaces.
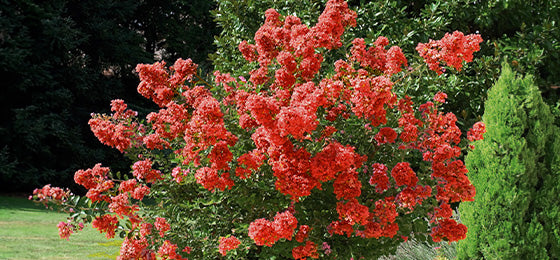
457 63 560 259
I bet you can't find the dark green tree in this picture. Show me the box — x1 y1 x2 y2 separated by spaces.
133 0 218 72
457 63 560 259
0 0 218 192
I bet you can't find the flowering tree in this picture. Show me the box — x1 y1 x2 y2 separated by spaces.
32 0 485 259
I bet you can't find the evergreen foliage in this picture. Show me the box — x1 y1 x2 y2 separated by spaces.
457 63 560 259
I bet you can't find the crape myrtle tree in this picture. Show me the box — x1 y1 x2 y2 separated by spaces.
32 0 486 259
457 63 560 259
0 0 218 191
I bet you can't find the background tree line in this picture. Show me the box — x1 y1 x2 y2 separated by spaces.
0 0 218 191
1 0 558 193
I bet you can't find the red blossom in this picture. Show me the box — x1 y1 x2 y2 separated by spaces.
92 214 119 239
416 31 483 75
292 241 319 260
146 101 190 142
170 58 197 86
434 92 448 103
155 217 170 238
248 218 278 247
273 211 298 240
140 222 153 237
369 163 390 193
109 193 138 218
350 76 396 126
118 237 153 260
328 220 354 237
333 169 362 200
336 198 370 225
208 141 233 170
57 221 74 240
157 240 187 260
391 162 418 187
350 37 407 75
295 225 312 242
33 184 70 204
89 115 135 152
239 40 258 62
132 159 162 184
467 121 486 142
195 167 233 192
235 150 265 179
74 164 113 202
430 218 467 242
136 61 174 107
171 167 188 183
219 236 241 256
375 127 398 144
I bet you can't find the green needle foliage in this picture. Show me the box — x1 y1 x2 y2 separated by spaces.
457 63 560 259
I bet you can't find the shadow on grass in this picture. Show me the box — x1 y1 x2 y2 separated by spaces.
0 194 46 211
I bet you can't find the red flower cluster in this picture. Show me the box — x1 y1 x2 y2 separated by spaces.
194 167 233 192
74 163 113 202
32 184 70 205
155 217 170 238
467 121 486 142
430 218 468 242
350 36 408 75
350 76 396 126
295 225 312 243
433 92 448 103
132 159 162 184
248 218 277 247
171 167 188 183
336 198 370 225
416 31 483 74
391 162 419 187
57 221 82 240
118 237 152 260
375 127 398 144
145 101 190 148
89 100 138 152
369 163 390 193
218 236 241 256
92 214 119 239
136 59 197 107
235 150 265 179
292 241 319 260
158 240 188 260
248 211 298 246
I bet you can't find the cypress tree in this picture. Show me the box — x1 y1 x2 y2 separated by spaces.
457 63 560 259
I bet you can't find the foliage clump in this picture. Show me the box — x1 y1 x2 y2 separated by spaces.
458 63 560 259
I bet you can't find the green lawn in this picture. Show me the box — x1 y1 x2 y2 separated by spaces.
0 195 120 260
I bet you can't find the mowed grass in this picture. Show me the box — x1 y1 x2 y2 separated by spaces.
0 195 120 260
